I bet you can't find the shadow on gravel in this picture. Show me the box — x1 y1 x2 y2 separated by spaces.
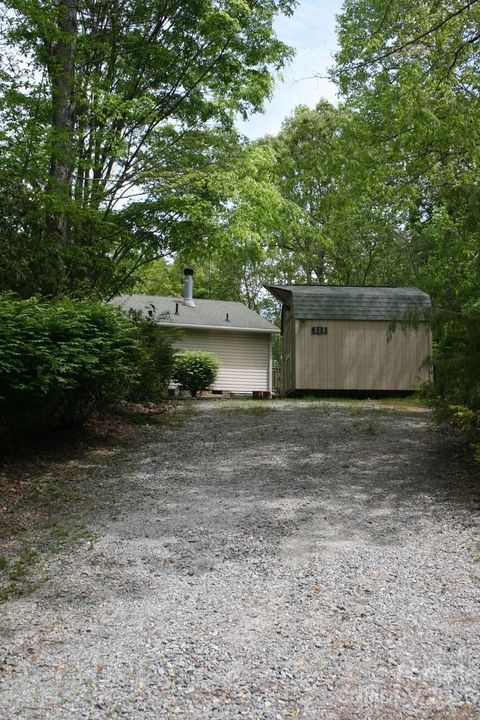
2 402 479 720
3 403 478 604
92 405 479 578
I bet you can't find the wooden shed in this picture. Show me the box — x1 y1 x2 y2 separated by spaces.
265 285 432 395
113 271 279 395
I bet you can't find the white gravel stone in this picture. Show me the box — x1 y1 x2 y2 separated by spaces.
0 400 479 719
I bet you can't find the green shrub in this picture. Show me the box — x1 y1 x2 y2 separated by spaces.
125 310 181 401
422 309 480 456
0 296 142 430
172 350 219 397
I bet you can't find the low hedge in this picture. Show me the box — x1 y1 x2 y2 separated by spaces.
0 296 143 430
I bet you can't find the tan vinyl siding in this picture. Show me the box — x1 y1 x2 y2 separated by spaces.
294 319 431 391
282 309 295 394
175 329 271 393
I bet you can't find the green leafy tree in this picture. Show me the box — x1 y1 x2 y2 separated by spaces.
333 0 480 446
125 309 182 401
136 140 287 311
265 101 410 286
334 0 480 309
0 0 295 297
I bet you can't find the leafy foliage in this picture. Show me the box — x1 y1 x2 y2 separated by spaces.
135 140 288 314
424 310 480 454
333 0 480 309
125 309 182 402
0 296 177 431
137 100 418 309
0 0 295 297
172 350 220 398
332 0 480 449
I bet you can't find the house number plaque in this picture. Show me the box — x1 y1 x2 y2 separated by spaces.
312 326 328 335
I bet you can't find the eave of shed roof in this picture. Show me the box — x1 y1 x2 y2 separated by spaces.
264 285 431 321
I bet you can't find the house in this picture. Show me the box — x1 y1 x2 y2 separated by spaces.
113 269 280 395
265 285 432 395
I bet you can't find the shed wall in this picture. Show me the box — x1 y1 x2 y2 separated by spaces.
175 329 272 393
282 308 296 394
294 319 431 391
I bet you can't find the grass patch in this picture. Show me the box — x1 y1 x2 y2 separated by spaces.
0 546 41 601
7 547 38 580
300 395 361 406
213 399 273 414
45 521 94 548
374 396 428 409
276 394 428 410
25 476 82 506
237 405 272 415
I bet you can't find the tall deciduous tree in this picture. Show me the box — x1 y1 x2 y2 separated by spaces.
234 102 411 289
333 0 480 446
0 0 295 297
137 140 287 310
265 101 403 286
334 0 480 309
46 0 78 247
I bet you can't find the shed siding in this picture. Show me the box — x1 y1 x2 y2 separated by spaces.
175 329 271 393
282 308 295 394
294 319 431 391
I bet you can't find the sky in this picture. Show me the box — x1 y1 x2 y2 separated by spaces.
237 0 343 140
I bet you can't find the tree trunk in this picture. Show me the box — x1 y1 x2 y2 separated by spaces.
47 0 78 248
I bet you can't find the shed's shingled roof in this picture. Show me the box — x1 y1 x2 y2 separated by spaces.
111 294 279 333
264 285 431 321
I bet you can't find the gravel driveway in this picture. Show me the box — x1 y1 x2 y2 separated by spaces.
1 400 479 719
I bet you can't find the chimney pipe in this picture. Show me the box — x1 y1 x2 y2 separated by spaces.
183 268 195 307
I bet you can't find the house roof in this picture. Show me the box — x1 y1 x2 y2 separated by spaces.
111 294 280 334
264 285 431 321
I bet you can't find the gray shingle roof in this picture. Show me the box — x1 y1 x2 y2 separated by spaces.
264 285 431 321
111 294 280 333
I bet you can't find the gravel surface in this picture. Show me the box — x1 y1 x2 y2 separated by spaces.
1 399 479 719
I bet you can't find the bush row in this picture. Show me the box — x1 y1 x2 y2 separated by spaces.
0 297 170 431
0 296 221 432
424 309 480 457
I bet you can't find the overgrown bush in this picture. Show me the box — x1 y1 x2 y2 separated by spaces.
0 296 185 431
0 296 142 430
422 309 480 457
172 350 219 397
125 309 181 401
